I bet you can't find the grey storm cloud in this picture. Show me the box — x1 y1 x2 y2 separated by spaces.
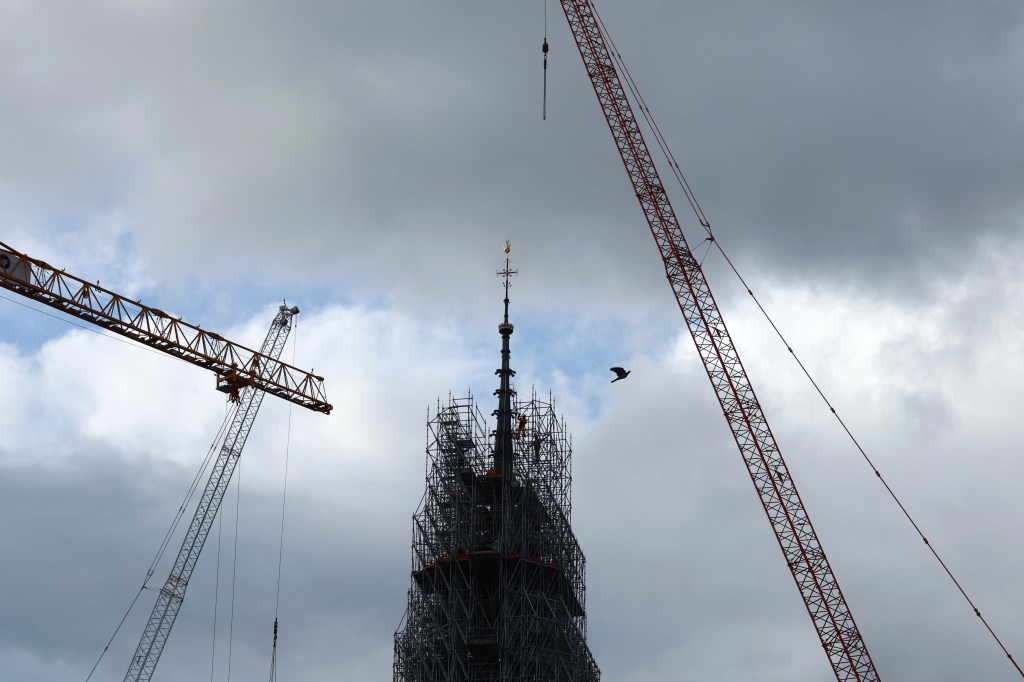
3 1 1021 309
2 2 1024 681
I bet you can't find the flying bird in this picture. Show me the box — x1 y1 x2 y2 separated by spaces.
609 367 630 383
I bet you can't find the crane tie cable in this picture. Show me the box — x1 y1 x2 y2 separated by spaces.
84 409 234 682
0 292 200 365
269 311 297 682
226 456 244 682
210 507 224 681
713 242 1024 677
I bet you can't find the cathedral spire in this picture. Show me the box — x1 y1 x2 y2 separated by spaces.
493 240 517 476
395 237 600 680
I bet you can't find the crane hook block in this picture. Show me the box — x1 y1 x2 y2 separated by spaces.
215 364 255 395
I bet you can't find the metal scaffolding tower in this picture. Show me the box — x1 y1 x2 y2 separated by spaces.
394 249 599 681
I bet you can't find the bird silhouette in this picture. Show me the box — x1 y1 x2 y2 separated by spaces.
609 367 630 383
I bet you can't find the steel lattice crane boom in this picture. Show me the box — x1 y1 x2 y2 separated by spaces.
126 304 298 682
557 2 880 679
0 241 330 681
0 241 331 414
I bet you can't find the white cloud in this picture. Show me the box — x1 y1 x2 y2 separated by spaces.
4 238 1024 679
3 2 1024 680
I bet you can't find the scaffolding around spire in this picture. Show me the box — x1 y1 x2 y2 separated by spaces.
394 246 599 680
394 391 599 681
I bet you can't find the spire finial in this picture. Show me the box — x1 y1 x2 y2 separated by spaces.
494 241 518 476
497 241 518 323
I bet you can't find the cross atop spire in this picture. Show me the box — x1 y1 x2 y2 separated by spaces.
497 240 518 325
493 241 517 476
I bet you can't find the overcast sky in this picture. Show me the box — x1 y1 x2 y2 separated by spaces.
2 1 1023 681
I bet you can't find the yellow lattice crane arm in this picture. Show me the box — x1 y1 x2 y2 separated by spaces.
0 241 331 414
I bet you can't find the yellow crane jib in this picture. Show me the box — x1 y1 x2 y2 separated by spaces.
0 241 332 414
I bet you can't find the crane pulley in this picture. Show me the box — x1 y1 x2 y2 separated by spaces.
556 2 880 679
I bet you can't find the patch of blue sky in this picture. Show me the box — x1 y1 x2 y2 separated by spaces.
0 294 90 351
143 256 400 336
0 224 150 351
496 306 679 421
514 307 675 370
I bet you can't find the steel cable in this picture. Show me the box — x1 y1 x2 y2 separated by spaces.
585 3 1022 674
268 316 297 682
84 409 233 682
712 242 1024 678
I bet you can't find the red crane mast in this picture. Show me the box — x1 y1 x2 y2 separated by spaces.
557 2 880 679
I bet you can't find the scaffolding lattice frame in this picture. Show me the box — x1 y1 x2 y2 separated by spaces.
395 390 600 681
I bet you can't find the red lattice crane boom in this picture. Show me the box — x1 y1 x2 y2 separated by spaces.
557 2 880 679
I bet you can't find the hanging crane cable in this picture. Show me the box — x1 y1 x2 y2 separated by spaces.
85 410 235 682
225 455 244 682
210 499 224 682
210 391 251 681
542 0 550 120
582 2 1022 675
269 318 298 682
208 444 246 682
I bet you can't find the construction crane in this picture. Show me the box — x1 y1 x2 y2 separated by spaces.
126 303 300 681
0 241 331 680
0 241 331 414
555 3 880 680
